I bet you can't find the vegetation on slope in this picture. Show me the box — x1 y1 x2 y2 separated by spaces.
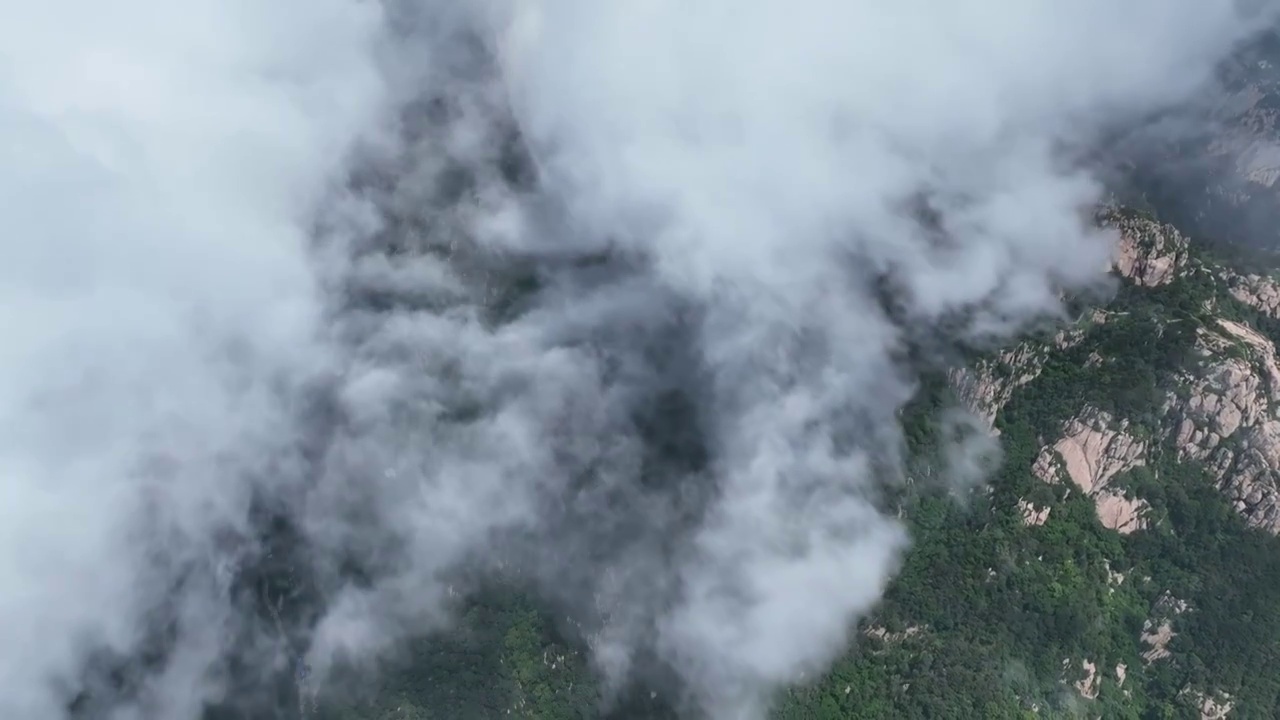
328 209 1280 720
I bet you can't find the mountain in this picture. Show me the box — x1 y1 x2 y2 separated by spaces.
309 214 1280 720
767 208 1280 719
1122 29 1280 262
301 34 1280 720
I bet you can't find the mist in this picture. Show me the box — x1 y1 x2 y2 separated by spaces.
0 1 386 716
2 1 1275 719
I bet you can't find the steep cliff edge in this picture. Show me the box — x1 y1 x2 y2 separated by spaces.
951 209 1280 537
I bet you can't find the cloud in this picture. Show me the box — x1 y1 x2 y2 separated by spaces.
476 0 1275 712
0 1 385 716
1 1 1275 719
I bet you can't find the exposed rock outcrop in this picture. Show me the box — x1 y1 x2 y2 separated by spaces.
949 343 1051 431
1141 620 1176 664
1218 320 1280 399
1033 408 1150 534
1017 498 1051 527
1200 694 1234 720
1217 422 1280 533
1179 687 1234 720
1141 592 1190 665
1105 561 1127 593
945 210 1182 434
1110 213 1190 287
1169 320 1280 533
1094 492 1148 535
951 202 1280 536
862 625 924 645
1226 271 1280 318
949 312 1109 432
1073 659 1100 700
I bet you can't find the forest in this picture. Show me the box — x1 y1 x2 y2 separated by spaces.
320 209 1280 720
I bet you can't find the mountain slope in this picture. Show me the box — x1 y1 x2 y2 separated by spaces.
313 207 1280 720
809 208 1280 719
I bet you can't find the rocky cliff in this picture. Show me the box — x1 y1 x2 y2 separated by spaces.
1032 407 1150 535
952 209 1280 538
930 206 1280 717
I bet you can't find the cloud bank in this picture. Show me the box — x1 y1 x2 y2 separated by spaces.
0 1 386 716
1 1 1275 719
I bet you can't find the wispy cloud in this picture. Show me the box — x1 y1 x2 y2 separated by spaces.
0 1 1273 718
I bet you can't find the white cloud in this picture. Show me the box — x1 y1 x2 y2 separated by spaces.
0 1 384 715
481 2 1269 713
1 1 1275 718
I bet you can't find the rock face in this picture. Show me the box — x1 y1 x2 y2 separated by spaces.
862 625 924 647
1034 408 1151 534
947 201 1280 537
1141 592 1190 665
1170 320 1280 533
1198 693 1234 720
1040 410 1146 494
1218 320 1280 398
1017 499 1051 527
947 210 1179 434
949 312 1107 431
1110 213 1190 287
949 343 1051 431
1142 620 1176 664
1226 271 1280 317
1179 687 1234 720
1073 659 1100 700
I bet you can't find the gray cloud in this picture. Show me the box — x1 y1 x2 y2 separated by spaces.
0 1 386 716
1 1 1275 719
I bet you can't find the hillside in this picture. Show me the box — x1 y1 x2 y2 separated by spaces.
24 6 1280 720
309 205 1280 720
295 29 1280 720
